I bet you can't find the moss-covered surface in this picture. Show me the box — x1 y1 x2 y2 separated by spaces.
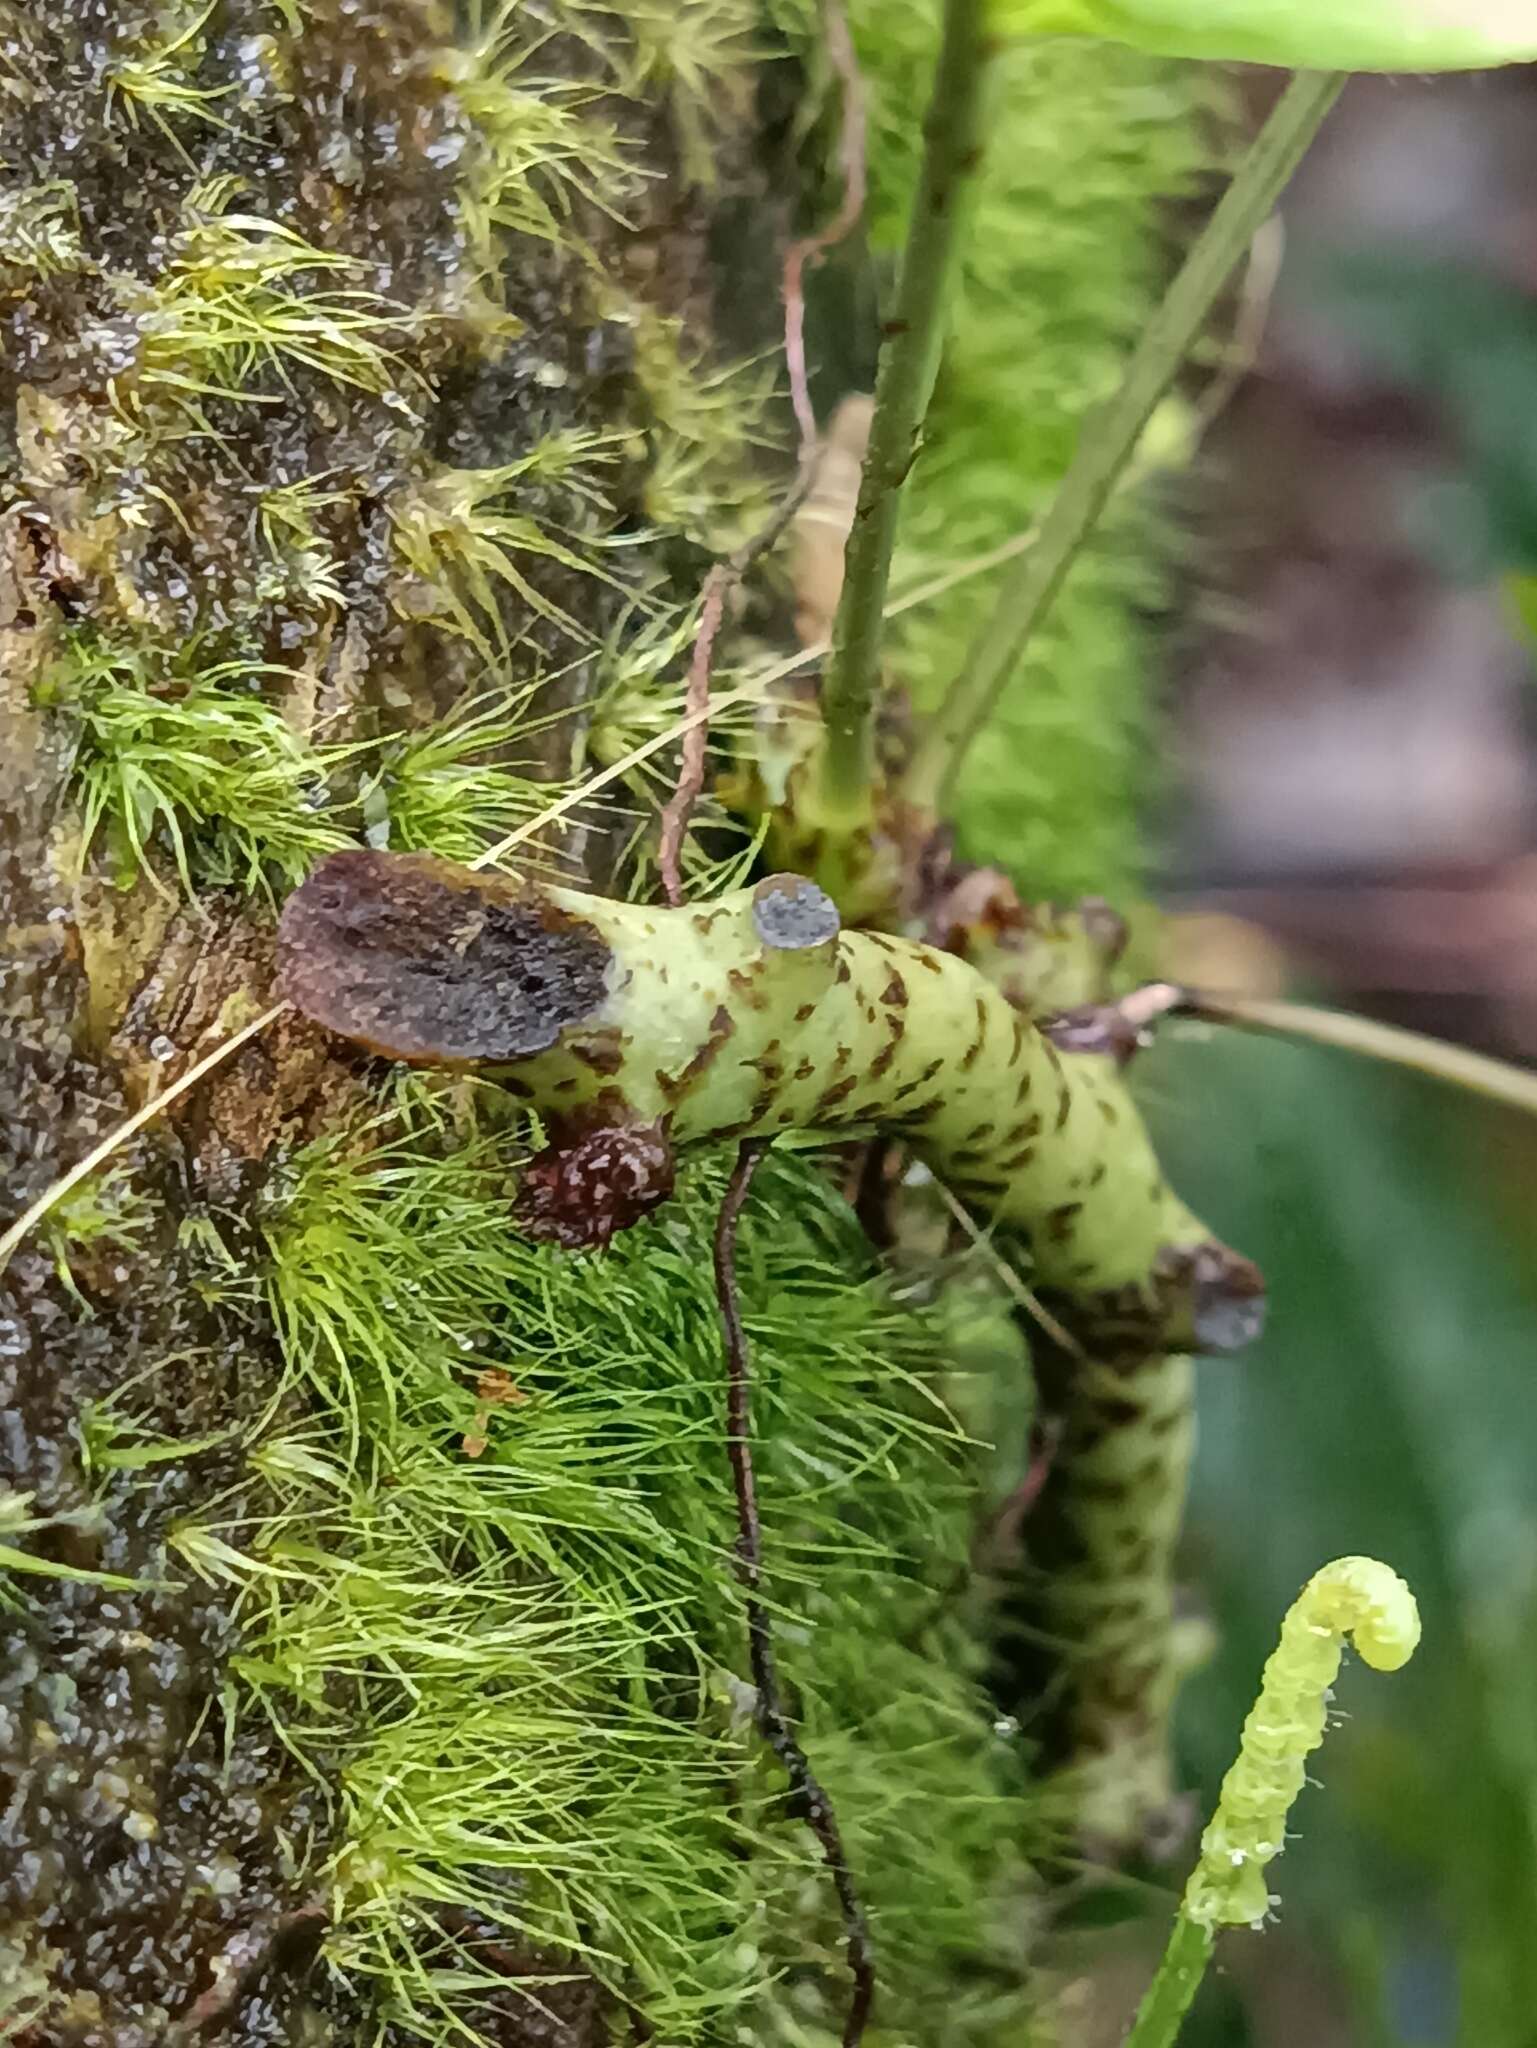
0 1 805 2036
247 1089 1038 2042
1 1 1219 2038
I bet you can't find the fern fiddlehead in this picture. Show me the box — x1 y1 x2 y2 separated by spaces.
1126 1555 1421 2048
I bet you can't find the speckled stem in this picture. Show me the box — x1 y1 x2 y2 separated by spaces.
277 851 1264 1349
1008 1333 1198 1850
278 850 1266 1844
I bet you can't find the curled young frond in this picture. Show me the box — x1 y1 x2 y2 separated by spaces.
1184 1556 1421 1930
1126 1557 1420 2048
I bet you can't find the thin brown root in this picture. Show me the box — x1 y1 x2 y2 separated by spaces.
902 1413 1063 1651
783 0 869 453
658 565 732 907
656 476 815 905
714 1140 875 2048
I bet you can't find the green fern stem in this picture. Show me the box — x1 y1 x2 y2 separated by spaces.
906 67 1344 812
1126 1911 1214 2048
814 0 993 830
1125 1556 1421 2048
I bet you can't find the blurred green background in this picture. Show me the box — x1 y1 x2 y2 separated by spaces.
1151 1037 1537 2048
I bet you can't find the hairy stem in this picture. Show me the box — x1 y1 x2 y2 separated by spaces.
714 1140 874 2048
814 0 992 827
1124 1910 1214 2048
906 68 1344 812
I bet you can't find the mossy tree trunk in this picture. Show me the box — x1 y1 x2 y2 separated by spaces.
1 4 794 2039
1 4 1242 2044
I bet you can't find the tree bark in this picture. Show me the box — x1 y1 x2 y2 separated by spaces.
0 4 787 2038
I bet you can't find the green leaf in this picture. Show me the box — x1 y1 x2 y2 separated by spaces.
993 0 1537 69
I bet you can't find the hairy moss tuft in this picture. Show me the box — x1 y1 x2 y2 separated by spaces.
387 435 644 660
360 689 572 868
124 190 408 407
626 308 780 549
233 1082 1036 2042
0 181 90 285
40 630 355 898
104 1 237 160
446 8 635 271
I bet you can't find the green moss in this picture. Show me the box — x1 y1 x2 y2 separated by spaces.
0 181 89 285
845 6 1221 900
38 1162 156 1308
123 188 406 406
40 630 355 897
0 1489 145 1603
360 691 570 867
236 1082 1036 2042
624 306 780 550
578 598 767 894
446 11 635 269
601 0 759 187
104 1 238 158
255 476 352 612
386 435 643 658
